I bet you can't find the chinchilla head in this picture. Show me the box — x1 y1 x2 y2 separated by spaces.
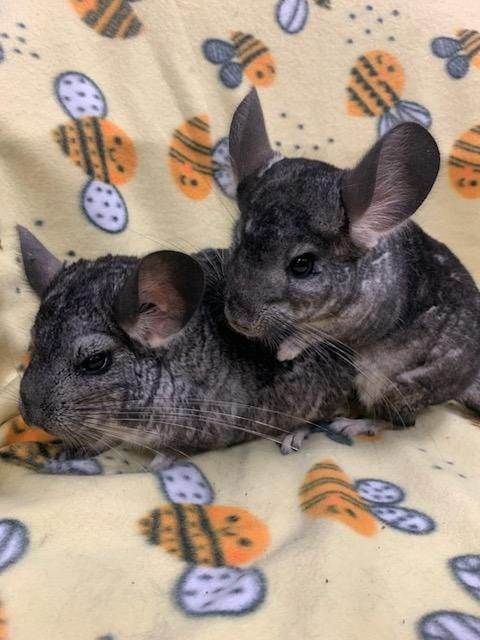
224 89 440 341
17 226 204 452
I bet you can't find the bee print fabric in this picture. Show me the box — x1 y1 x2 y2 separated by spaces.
1 0 480 639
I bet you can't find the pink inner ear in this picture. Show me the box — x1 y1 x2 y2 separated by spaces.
132 276 187 348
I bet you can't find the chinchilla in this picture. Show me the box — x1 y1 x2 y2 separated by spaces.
17 226 358 467
224 89 480 431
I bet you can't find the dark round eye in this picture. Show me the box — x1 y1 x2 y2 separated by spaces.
80 351 112 375
289 253 315 278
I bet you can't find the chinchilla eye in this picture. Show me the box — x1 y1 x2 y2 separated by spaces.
79 351 112 375
288 253 315 278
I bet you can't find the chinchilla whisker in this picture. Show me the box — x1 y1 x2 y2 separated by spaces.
71 407 293 435
70 398 331 432
72 413 284 447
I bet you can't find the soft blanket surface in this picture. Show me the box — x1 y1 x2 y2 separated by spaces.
0 1 480 638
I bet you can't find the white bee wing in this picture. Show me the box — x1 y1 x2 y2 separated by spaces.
419 611 480 639
276 0 309 34
177 566 266 616
55 72 107 119
43 458 103 475
371 505 435 534
378 110 400 138
395 100 432 129
213 137 237 199
0 519 29 572
355 479 405 505
157 462 214 504
81 180 128 233
451 555 480 600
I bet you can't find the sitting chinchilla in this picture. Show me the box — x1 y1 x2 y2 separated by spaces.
224 89 480 433
17 226 359 467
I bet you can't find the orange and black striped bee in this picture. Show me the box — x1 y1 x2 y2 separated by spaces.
347 50 431 137
449 125 480 199
52 71 137 232
202 31 276 89
169 115 235 200
432 29 480 79
70 0 143 39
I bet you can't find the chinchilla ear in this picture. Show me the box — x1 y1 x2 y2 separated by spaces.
17 225 63 297
341 123 440 249
229 88 277 184
114 250 205 349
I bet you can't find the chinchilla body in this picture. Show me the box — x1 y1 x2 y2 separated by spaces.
224 89 480 427
17 228 353 458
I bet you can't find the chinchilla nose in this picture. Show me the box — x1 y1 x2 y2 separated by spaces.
225 295 261 337
19 380 47 429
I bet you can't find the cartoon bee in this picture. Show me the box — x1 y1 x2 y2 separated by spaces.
69 0 143 39
140 462 268 616
300 460 435 536
168 115 236 201
432 29 480 79
202 31 276 89
347 50 431 137
52 71 137 232
448 125 480 199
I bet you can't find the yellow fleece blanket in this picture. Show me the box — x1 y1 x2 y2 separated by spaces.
1 1 480 638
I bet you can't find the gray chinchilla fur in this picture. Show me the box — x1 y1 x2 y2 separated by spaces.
224 88 480 429
17 226 356 464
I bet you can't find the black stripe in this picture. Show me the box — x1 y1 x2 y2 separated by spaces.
237 38 260 59
232 33 252 49
174 130 211 155
471 127 480 134
173 504 197 563
448 158 466 168
148 509 161 545
467 43 480 59
59 125 70 156
242 46 268 68
300 477 354 495
455 140 480 155
84 0 111 27
351 68 390 113
359 55 379 77
449 154 480 169
195 505 224 566
91 117 110 182
188 117 209 132
311 462 342 472
376 79 399 105
459 29 476 45
74 118 94 178
346 87 376 116
301 489 370 512
169 149 213 175
101 1 132 38
124 16 142 38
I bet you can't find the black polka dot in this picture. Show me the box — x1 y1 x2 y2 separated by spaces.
388 35 395 41
237 537 252 547
346 38 353 44
297 123 304 129
13 48 22 54
17 36 26 44
34 219 44 226
280 112 287 118
377 17 383 23
275 141 282 147
107 189 112 195
193 492 202 499
30 52 40 59
67 250 76 257
111 215 118 222
220 572 230 580
96 213 104 219
365 28 371 34
313 145 319 150
199 573 213 581
15 287 20 294
294 144 301 150
366 4 373 10
392 9 399 16
114 136 123 145
15 256 21 264
117 165 125 173
328 137 334 143
96 186 103 192
226 514 239 523
17 23 26 29
229 587 243 594
103 201 110 207
349 13 356 19
190 178 198 186
182 474 191 480
77 91 86 97
177 492 186 499
197 482 206 488
1 33 9 39
78 107 85 113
